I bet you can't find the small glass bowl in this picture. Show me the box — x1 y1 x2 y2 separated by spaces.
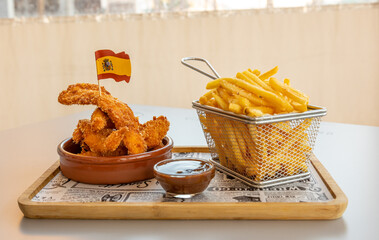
153 158 215 198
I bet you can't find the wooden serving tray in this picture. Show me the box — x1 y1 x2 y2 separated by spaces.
18 147 347 220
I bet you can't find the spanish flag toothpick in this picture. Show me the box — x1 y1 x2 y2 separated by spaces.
95 49 131 95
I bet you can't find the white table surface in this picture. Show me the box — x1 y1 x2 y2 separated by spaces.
0 105 378 240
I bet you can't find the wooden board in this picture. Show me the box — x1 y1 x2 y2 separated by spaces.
18 147 347 220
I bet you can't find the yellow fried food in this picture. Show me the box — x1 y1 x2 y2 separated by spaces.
259 66 278 81
242 70 275 93
199 65 309 116
269 77 308 106
220 80 270 106
198 65 313 181
223 78 293 112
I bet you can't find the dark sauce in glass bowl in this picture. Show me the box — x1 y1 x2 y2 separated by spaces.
154 159 215 198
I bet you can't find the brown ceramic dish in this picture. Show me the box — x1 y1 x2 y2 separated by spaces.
58 136 173 184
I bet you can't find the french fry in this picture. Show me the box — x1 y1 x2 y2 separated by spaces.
199 96 208 105
243 70 275 93
234 95 252 109
282 80 309 101
245 108 264 117
269 77 308 106
273 121 292 135
204 113 228 166
290 87 309 102
236 72 257 86
248 68 261 76
234 123 257 176
229 102 243 114
223 120 248 173
259 66 278 80
232 121 248 158
261 125 275 156
206 79 221 89
269 120 311 161
223 78 294 112
296 118 312 132
199 90 214 105
258 120 312 177
244 106 275 116
289 128 312 157
220 80 271 106
291 101 308 112
207 98 217 107
212 92 228 110
217 87 232 103
256 126 268 162
203 89 214 99
270 127 285 148
215 115 237 169
246 125 269 180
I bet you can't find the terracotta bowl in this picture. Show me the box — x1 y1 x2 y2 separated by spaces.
57 136 173 184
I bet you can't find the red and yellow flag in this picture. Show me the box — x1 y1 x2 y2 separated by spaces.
95 50 131 83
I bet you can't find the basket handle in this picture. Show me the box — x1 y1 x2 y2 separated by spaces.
181 57 220 80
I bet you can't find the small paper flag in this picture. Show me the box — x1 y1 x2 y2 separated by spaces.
95 50 131 83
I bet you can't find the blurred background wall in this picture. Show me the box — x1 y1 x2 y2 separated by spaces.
0 2 378 131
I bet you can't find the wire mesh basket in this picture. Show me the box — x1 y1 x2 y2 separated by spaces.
193 100 327 188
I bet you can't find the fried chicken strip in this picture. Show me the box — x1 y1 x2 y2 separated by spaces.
91 108 115 132
58 83 110 105
77 119 126 156
60 83 169 156
121 127 147 155
140 116 170 149
75 119 146 155
58 83 139 130
97 94 139 129
72 125 84 144
73 108 115 143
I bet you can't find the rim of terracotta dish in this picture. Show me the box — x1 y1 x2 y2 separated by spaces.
57 136 173 165
153 158 214 177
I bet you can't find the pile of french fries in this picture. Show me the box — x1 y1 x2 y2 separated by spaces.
199 66 309 117
198 67 313 181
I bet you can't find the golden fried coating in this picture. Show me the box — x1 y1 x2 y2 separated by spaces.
77 120 115 155
60 83 170 156
91 108 115 132
140 116 170 149
103 126 128 152
58 83 140 130
97 94 139 130
58 83 110 105
75 119 146 156
121 127 147 154
72 124 84 144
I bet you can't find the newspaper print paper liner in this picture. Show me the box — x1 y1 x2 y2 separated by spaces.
32 152 333 203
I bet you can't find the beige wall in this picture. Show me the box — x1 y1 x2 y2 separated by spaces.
1 5 378 131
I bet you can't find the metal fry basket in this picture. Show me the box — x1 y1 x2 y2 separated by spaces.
181 56 327 188
193 101 327 188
